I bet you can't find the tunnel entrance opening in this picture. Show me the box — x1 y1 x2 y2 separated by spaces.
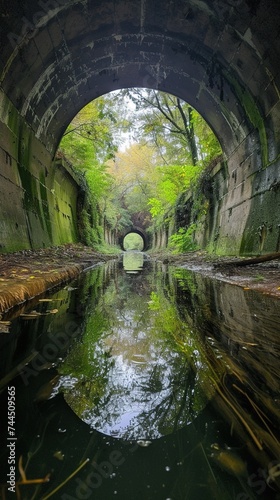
119 227 149 252
123 232 145 251
57 87 222 253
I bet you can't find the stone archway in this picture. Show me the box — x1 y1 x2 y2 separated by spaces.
0 0 280 254
119 226 150 252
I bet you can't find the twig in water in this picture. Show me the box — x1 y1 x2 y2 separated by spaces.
232 384 280 446
210 377 263 450
41 458 90 500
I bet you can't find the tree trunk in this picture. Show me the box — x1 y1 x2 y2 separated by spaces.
214 252 280 268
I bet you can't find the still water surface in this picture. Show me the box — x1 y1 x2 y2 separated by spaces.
0 252 279 499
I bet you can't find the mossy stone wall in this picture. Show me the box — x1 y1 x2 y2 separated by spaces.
0 91 79 253
153 151 280 256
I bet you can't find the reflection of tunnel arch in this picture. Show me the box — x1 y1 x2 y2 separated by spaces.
119 227 149 252
1 1 280 254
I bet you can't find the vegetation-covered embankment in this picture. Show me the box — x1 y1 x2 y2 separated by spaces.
0 244 118 315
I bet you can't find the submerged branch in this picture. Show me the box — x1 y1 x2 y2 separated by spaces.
210 376 263 450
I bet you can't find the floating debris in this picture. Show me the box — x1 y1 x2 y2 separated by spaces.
17 454 50 485
267 463 280 487
137 440 152 447
131 354 147 364
39 458 89 499
20 307 59 318
53 450 65 461
34 375 60 402
36 361 55 371
0 320 11 333
39 298 58 302
20 311 41 319
210 444 247 477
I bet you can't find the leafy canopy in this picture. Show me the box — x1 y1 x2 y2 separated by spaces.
58 88 222 245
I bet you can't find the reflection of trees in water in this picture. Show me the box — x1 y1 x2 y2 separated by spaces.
63 345 115 417
60 260 212 440
125 361 199 439
68 337 209 440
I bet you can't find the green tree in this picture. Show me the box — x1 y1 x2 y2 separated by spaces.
148 163 202 220
59 89 222 249
60 97 118 165
107 142 158 221
116 89 221 166
59 98 132 246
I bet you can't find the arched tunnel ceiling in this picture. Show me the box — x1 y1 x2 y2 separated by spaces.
0 0 280 157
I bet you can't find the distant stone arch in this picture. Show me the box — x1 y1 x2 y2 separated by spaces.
118 226 151 252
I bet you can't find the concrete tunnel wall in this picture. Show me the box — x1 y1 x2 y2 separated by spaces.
0 0 280 254
0 102 81 251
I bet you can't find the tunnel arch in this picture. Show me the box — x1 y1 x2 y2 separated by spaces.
119 227 150 252
1 0 278 159
1 0 280 255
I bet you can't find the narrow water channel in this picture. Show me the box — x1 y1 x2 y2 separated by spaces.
0 253 279 499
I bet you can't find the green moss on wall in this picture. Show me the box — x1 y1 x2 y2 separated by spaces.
240 202 279 255
7 106 20 137
0 93 84 253
225 72 268 167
